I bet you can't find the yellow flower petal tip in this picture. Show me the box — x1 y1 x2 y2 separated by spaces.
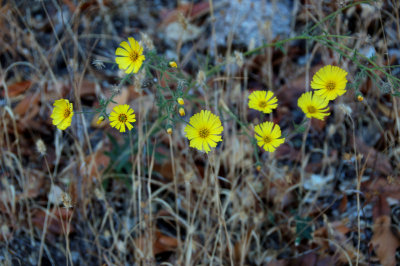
169 61 178 68
177 98 184 105
167 128 173 135
357 95 364 102
248 90 278 113
51 98 74 130
97 116 105 124
256 165 261 172
184 110 224 154
115 37 145 74
254 121 285 152
179 107 185 116
298 91 330 121
311 65 348 101
109 104 136 133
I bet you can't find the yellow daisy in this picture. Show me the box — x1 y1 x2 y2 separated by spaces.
51 99 74 130
298 91 330 120
184 110 223 153
254 121 285 152
115 37 145 74
109 104 136 133
248 90 278 113
311 65 348 100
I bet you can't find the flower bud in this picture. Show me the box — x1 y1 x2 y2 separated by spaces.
177 97 184 105
97 116 105 124
179 107 185 117
169 61 178 68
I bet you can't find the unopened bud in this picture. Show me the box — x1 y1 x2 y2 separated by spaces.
97 116 105 124
179 107 185 117
357 95 364 102
169 61 178 68
177 97 184 105
167 128 173 135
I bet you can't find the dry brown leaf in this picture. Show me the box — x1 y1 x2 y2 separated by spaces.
13 92 40 118
134 230 178 257
32 208 74 235
352 136 392 175
364 178 400 201
370 215 400 266
3 80 32 97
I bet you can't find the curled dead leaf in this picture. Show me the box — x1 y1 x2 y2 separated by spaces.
370 215 400 266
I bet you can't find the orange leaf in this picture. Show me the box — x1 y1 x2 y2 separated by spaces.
4 80 32 97
154 231 178 254
370 215 400 266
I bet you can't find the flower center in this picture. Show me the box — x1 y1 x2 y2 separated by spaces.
263 135 272 144
119 114 127 123
64 109 71 118
258 100 268 108
129 51 139 62
199 128 210 139
307 105 317 114
326 81 336 91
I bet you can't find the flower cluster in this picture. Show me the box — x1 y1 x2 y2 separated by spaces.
51 37 144 132
298 65 348 120
247 89 285 152
49 37 350 161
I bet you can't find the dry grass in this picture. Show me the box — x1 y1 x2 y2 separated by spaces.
1 0 400 265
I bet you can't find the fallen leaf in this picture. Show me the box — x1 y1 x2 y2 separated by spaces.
32 207 74 235
370 215 400 266
134 230 178 257
363 177 400 201
13 92 40 117
351 136 392 175
3 80 32 97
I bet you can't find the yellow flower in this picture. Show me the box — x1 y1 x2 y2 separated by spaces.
169 61 178 68
177 97 184 105
184 110 223 153
51 99 74 130
248 90 278 113
109 104 136 133
254 121 285 152
357 95 364 102
115 37 145 74
311 65 348 100
298 91 330 120
179 107 185 116
167 128 173 135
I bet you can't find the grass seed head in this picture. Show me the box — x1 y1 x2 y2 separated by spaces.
36 139 46 156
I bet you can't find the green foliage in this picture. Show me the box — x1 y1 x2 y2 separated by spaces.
295 216 313 245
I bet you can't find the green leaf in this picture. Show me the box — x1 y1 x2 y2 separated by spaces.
295 216 313 245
